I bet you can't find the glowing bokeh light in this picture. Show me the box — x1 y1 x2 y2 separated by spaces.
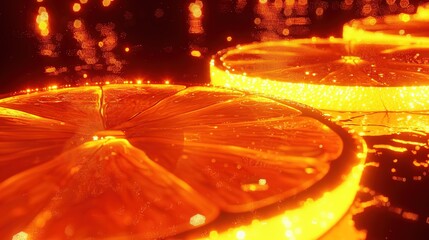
36 7 49 37
191 50 202 57
102 0 113 7
211 38 429 112
188 1 204 34
72 3 82 12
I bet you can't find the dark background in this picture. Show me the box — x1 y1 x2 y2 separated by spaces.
1 0 426 94
1 1 429 239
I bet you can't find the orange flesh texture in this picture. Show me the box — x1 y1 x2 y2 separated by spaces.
219 40 429 87
0 85 343 239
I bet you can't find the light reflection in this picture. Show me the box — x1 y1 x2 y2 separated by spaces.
190 162 366 240
12 232 28 240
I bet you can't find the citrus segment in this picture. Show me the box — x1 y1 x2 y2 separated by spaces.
102 84 186 129
0 85 364 239
0 139 218 239
0 87 103 130
211 39 429 111
0 107 83 181
117 88 342 211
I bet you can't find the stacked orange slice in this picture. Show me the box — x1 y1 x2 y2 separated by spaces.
211 38 429 112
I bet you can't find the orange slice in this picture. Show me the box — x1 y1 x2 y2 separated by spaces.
0 85 365 239
211 38 429 111
343 12 429 44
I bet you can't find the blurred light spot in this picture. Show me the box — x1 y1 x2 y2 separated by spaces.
73 3 81 12
236 230 246 240
400 0 409 8
189 1 203 18
282 28 290 36
124 47 130 52
227 36 233 42
254 17 261 25
189 214 206 226
154 8 164 18
102 0 112 7
362 4 372 15
83 73 88 78
36 7 50 36
259 0 268 3
399 13 411 22
73 19 82 29
191 50 202 57
12 232 28 240
80 0 88 4
316 7 324 16
341 55 362 64
45 66 56 73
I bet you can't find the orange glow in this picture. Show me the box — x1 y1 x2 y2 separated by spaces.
80 0 88 4
72 3 82 12
188 1 204 34
102 0 113 7
83 73 88 78
73 19 82 29
191 50 202 57
12 231 28 240
343 13 429 45
188 159 366 239
226 36 232 42
44 66 56 73
36 7 50 37
164 80 170 84
315 7 324 16
0 85 365 239
189 1 203 18
211 39 429 112
416 2 429 19
124 47 130 52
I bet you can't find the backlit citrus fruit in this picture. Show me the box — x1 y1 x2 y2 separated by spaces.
0 84 365 239
211 38 429 112
343 12 429 44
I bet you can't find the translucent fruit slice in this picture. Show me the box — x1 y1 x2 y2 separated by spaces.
211 38 429 111
0 84 363 239
0 139 218 239
343 12 429 44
